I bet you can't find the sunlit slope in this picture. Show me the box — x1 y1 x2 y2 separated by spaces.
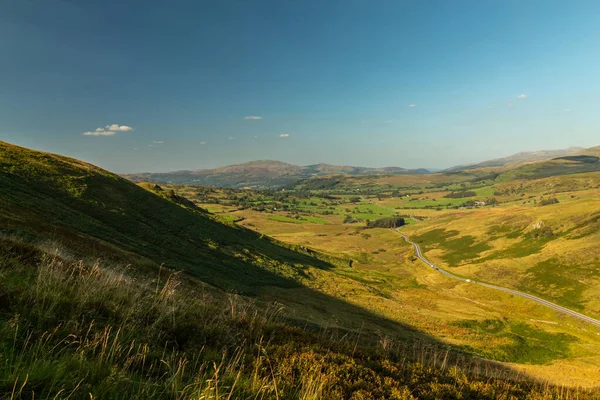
495 156 600 181
402 171 600 317
0 141 333 293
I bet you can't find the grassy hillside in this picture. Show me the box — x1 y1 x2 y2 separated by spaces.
495 157 600 181
399 171 600 317
3 235 588 399
0 142 338 294
445 147 584 172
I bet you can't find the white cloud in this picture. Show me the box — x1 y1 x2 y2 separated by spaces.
279 133 290 138
83 130 116 136
228 136 234 140
152 140 164 144
83 123 134 136
488 105 496 109
516 94 528 99
244 116 262 120
199 141 207 145
106 124 134 131
408 104 416 108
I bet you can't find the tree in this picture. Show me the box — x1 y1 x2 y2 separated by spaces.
344 215 359 224
365 217 406 229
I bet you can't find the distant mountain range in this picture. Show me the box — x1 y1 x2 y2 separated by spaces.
444 147 584 172
123 160 431 188
123 146 600 188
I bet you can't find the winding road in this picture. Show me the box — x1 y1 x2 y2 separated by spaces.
394 229 600 328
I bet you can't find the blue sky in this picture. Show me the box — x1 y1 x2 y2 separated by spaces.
1 0 599 172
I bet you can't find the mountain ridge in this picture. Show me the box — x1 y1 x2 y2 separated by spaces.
123 159 431 188
122 146 598 188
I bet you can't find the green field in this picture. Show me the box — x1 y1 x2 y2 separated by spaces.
268 215 328 224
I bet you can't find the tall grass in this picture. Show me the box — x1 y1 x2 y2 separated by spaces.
0 237 597 399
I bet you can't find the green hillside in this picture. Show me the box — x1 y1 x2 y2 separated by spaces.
0 141 335 293
496 156 600 181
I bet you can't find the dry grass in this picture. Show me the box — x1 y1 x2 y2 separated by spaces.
3 237 594 398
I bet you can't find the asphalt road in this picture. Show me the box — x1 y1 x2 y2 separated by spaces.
394 229 600 328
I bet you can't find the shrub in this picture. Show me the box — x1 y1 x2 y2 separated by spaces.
531 226 554 239
344 215 361 224
539 197 559 206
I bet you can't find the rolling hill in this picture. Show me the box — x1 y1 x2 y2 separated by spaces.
123 160 430 188
445 147 584 172
494 152 600 181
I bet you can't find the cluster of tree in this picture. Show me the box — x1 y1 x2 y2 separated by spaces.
365 216 406 229
538 197 559 206
343 215 362 224
468 173 500 182
397 214 426 221
443 190 477 198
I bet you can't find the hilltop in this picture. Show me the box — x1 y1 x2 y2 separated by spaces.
123 160 430 188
